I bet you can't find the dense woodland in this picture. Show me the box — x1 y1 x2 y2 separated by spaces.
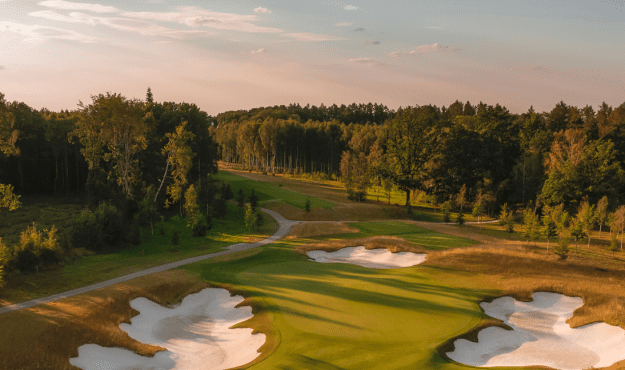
2 89 625 280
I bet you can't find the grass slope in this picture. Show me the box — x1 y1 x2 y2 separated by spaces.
214 171 336 209
0 203 278 306
180 240 519 370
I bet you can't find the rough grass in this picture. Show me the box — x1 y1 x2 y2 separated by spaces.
0 270 209 370
0 203 278 307
0 196 87 245
214 170 336 209
286 222 360 239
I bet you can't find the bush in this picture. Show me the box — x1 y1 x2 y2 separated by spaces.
71 202 128 253
6 224 60 274
213 197 227 219
553 237 570 260
191 212 212 237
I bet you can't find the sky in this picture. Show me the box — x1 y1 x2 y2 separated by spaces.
0 0 624 115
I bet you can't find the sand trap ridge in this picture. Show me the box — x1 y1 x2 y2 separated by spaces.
447 292 625 370
307 246 426 269
69 288 265 370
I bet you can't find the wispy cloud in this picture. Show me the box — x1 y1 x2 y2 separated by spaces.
365 40 380 45
0 20 97 43
348 57 379 65
38 0 119 13
254 7 271 14
282 32 345 42
335 22 352 26
0 66 5 71
388 43 459 57
344 5 359 10
354 27 364 32
29 10 213 38
250 48 267 53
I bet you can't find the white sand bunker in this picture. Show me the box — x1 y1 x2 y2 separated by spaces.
307 246 426 269
447 292 625 370
69 288 265 370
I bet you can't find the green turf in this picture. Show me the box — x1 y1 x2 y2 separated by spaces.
323 221 478 250
180 239 523 370
0 203 278 304
214 170 336 209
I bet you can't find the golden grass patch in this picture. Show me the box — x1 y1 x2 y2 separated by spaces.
286 222 360 239
0 270 209 370
264 202 339 221
294 235 428 256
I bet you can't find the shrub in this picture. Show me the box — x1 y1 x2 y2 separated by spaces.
553 237 570 260
191 212 212 237
7 224 60 274
71 202 127 253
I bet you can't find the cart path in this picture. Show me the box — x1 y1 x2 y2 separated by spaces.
0 211 501 315
0 208 299 315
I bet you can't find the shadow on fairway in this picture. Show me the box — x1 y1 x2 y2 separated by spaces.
277 354 348 370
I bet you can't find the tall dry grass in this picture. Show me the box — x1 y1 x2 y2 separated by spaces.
0 270 210 370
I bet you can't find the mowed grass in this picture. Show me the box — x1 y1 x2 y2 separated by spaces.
180 240 521 370
0 203 278 306
214 170 336 209
328 221 478 250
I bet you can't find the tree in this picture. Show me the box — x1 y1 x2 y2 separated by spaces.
146 87 154 104
570 217 587 252
456 212 465 226
553 237 570 260
472 190 486 225
0 184 21 212
609 233 619 257
612 206 625 250
442 201 452 223
542 212 557 252
184 185 200 226
245 203 257 235
577 201 596 248
249 189 259 211
0 92 19 157
596 196 609 239
499 203 515 237
385 106 437 213
456 184 467 214
74 93 147 197
156 121 196 209
237 189 245 209
134 185 158 235
222 183 234 201
523 208 540 245
213 197 227 219
305 198 311 217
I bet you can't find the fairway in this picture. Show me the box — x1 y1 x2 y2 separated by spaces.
214 170 336 209
333 221 478 250
179 236 506 370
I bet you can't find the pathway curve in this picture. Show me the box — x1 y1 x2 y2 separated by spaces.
0 209 300 315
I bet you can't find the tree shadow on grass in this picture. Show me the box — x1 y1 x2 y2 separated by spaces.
277 354 348 370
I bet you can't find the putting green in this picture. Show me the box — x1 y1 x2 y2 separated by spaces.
180 239 518 369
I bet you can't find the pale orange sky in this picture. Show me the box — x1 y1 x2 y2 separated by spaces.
1 0 624 114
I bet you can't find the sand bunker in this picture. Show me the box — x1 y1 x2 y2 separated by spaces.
307 246 426 269
447 292 625 370
69 288 265 370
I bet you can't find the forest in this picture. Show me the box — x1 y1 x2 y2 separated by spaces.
2 89 625 282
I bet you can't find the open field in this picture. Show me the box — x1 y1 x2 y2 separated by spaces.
218 163 491 223
0 202 278 307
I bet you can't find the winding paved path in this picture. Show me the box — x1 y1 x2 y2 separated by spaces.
0 209 300 315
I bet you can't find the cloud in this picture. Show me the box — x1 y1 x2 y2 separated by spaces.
0 66 4 71
426 26 442 30
29 10 213 38
0 20 97 43
344 5 359 10
254 7 271 14
122 7 283 33
335 22 352 26
250 48 267 53
38 0 119 13
388 43 459 57
348 57 379 65
282 32 345 42
353 27 364 32
365 40 380 45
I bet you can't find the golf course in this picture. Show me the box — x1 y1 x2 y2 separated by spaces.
2 168 625 370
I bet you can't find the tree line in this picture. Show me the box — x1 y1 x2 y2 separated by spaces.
214 100 625 216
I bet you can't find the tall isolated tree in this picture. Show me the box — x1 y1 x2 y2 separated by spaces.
577 201 596 248
595 196 609 238
155 121 196 208
74 92 147 197
612 206 625 250
385 106 437 213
